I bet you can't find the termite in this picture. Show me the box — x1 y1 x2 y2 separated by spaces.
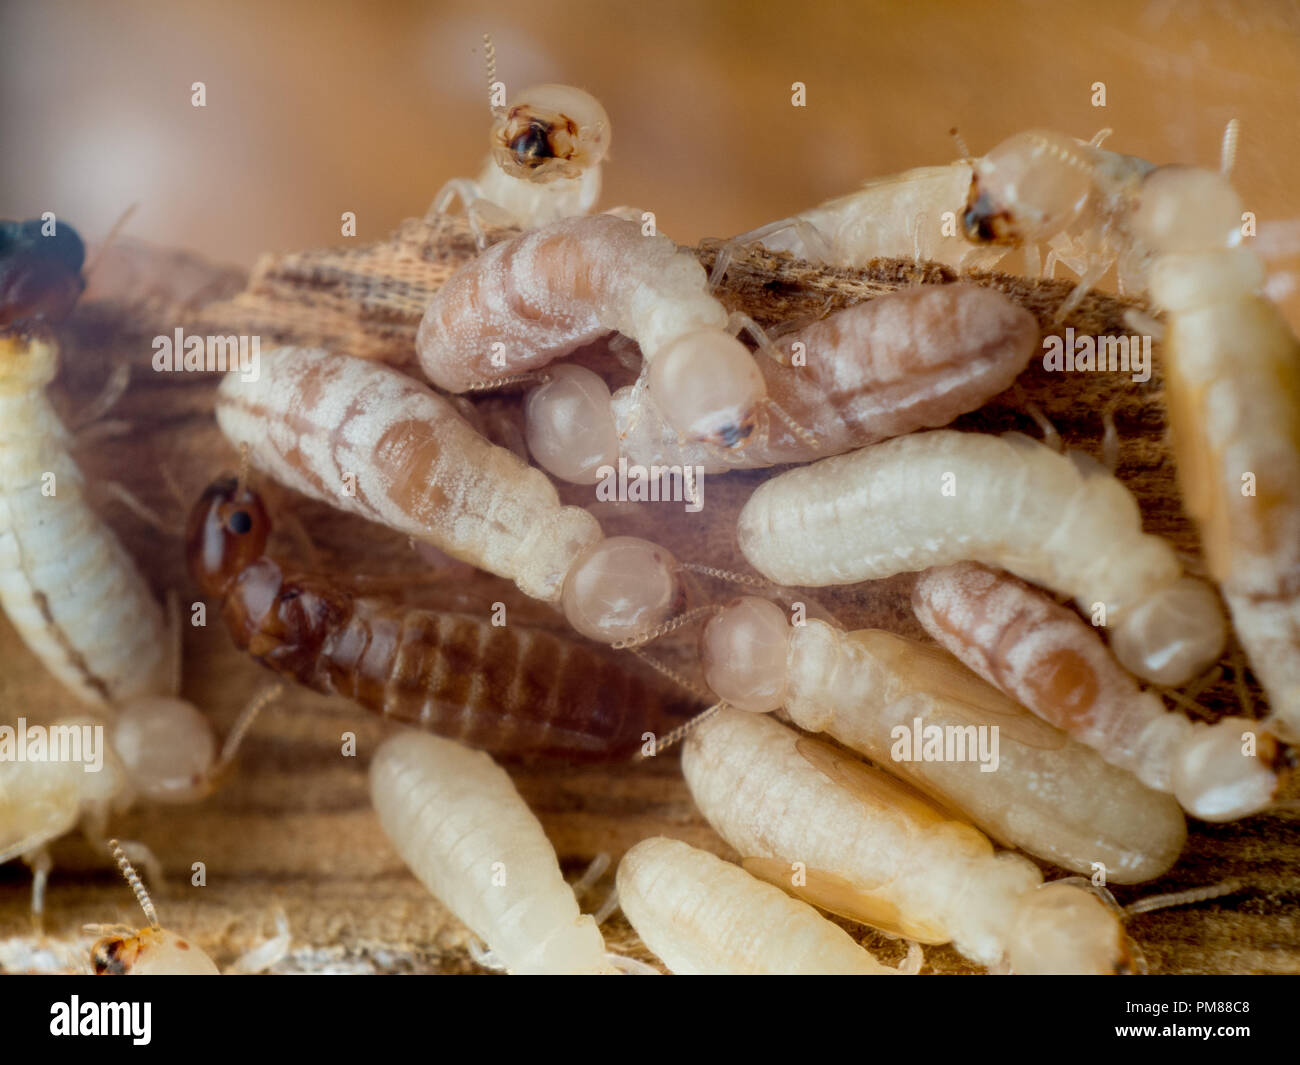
700 596 1185 882
682 707 1134 974
708 159 1010 285
911 562 1289 821
1130 156 1300 744
415 213 774 448
0 218 87 327
616 836 916 975
736 429 1228 687
186 476 694 759
370 729 622 974
90 840 220 975
215 346 688 646
428 35 610 239
525 282 1039 481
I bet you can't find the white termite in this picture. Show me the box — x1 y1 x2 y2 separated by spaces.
616 836 913 975
736 429 1228 687
90 840 221 975
428 35 610 239
369 729 618 974
682 708 1134 973
912 562 1288 821
1130 154 1300 744
700 597 1186 882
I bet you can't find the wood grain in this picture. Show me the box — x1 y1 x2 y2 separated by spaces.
1 218 1296 975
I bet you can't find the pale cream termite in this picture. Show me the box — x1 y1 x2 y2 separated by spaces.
912 563 1289 822
0 330 169 705
700 597 1185 882
369 729 620 974
524 282 1039 481
682 708 1134 974
90 840 220 975
709 160 1010 285
215 346 687 645
415 214 771 448
428 36 610 237
736 429 1228 687
1130 161 1300 744
616 836 912 975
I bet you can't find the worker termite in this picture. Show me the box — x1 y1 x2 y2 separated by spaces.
911 562 1289 821
525 282 1039 481
428 35 611 240
90 840 220 975
736 429 1228 687
370 729 629 974
616 836 917 975
700 596 1185 882
215 346 689 646
415 213 774 448
1131 159 1300 745
682 708 1134 973
708 159 1010 286
186 476 695 760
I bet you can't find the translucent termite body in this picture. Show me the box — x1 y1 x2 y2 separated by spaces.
682 708 1133 973
912 562 1288 821
1132 163 1300 743
370 730 615 974
700 597 1185 882
526 282 1039 480
187 477 692 760
215 347 686 644
431 82 611 232
415 214 766 446
91 840 220 975
616 836 906 975
0 331 169 704
736 429 1228 687
711 162 1010 281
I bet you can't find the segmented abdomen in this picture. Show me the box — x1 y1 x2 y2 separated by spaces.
221 558 692 759
0 396 168 705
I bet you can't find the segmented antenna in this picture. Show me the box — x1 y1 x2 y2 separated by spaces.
235 440 251 496
636 701 724 758
484 33 505 118
949 127 971 161
108 839 159 931
1220 118 1241 176
1125 879 1243 916
83 203 139 286
217 683 283 770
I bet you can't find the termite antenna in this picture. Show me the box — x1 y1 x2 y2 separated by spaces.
637 701 724 759
948 127 971 162
108 839 159 931
1088 127 1114 149
623 644 712 703
1220 118 1241 176
570 852 611 898
764 397 821 452
676 561 774 589
1125 879 1244 917
1018 393 1063 453
483 33 504 119
82 203 139 287
216 684 283 772
612 604 717 649
235 441 251 496
465 369 552 391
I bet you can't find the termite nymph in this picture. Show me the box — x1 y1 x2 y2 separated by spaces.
90 840 220 975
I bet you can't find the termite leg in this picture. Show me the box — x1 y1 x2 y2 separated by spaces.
708 217 834 289
898 941 925 975
24 846 52 930
726 311 783 364
69 361 131 431
228 907 292 974
99 480 175 535
1101 403 1120 473
570 852 611 898
1054 259 1109 322
1122 307 1165 341
426 178 482 223
1015 388 1063 453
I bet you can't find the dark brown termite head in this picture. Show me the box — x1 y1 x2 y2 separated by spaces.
962 185 1021 246
490 84 611 182
187 476 272 599
0 217 86 327
90 932 138 975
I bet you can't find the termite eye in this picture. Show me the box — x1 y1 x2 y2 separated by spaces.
227 510 253 535
510 122 554 165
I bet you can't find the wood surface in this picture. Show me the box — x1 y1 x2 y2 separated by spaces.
1 217 1297 975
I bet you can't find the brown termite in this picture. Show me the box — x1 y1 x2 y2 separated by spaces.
215 346 693 647
524 282 1040 481
428 34 611 243
911 562 1290 822
700 595 1186 882
186 476 697 760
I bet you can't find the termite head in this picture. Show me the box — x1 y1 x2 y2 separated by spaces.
1132 164 1244 258
186 476 271 598
0 217 86 327
700 597 791 713
561 536 683 644
1109 578 1227 687
963 130 1094 246
647 330 765 448
0 328 60 392
490 84 610 183
1008 881 1134 975
92 926 219 975
1171 718 1291 822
